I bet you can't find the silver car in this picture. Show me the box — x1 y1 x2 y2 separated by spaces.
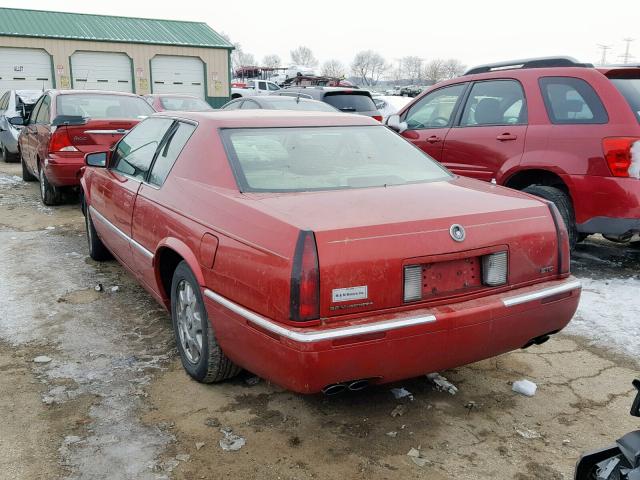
0 90 41 162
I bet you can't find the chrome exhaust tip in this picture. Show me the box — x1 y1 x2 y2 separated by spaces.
322 383 347 396
347 379 370 391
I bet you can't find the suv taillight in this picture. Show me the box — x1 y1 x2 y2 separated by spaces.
290 230 320 322
603 137 640 177
49 127 78 153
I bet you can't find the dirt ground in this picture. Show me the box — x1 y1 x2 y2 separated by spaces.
0 159 638 480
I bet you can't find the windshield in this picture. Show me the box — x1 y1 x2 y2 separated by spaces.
221 125 451 192
265 99 337 112
610 78 640 122
323 93 377 112
159 96 213 112
56 94 154 119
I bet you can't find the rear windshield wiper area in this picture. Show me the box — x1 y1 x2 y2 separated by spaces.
339 107 357 112
52 115 88 126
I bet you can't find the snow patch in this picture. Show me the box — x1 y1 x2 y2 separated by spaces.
512 379 537 397
0 174 22 186
567 276 640 360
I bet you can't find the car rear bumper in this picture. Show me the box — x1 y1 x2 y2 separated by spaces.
204 276 581 394
44 154 84 187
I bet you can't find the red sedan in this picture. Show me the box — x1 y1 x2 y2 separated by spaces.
80 110 581 394
18 90 154 205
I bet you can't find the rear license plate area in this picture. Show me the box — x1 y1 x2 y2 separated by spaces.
422 257 481 298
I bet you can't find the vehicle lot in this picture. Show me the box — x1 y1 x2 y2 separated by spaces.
0 160 638 479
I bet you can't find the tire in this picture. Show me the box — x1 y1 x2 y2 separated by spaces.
1 144 11 163
84 202 112 261
523 185 578 250
171 261 241 383
39 165 61 206
20 151 36 181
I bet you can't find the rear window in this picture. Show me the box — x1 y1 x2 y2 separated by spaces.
56 94 154 120
221 125 451 192
159 96 212 112
264 99 337 112
609 78 640 122
539 77 608 124
323 93 377 113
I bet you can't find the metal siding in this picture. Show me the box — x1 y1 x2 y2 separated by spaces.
0 47 53 93
0 8 233 48
70 51 133 92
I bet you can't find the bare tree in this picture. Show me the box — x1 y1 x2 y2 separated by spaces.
423 59 446 84
262 54 281 69
238 52 256 68
220 32 256 71
321 59 346 78
351 50 390 86
442 58 466 79
401 56 423 83
290 46 318 67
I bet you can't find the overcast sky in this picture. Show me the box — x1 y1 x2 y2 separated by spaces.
1 0 637 71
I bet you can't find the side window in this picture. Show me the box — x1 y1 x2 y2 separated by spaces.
403 84 466 129
460 80 527 126
539 77 608 124
267 83 280 91
148 122 196 187
258 81 267 90
0 93 8 111
240 100 259 109
35 96 51 124
111 118 174 181
29 97 44 124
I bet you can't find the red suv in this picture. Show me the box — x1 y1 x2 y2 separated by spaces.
18 90 154 205
389 57 640 248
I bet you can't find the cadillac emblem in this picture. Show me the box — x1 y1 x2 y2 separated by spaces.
450 224 466 242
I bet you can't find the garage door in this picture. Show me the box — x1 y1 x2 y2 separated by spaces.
0 47 52 94
71 52 132 92
151 56 205 99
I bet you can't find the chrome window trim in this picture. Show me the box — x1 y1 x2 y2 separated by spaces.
89 206 153 260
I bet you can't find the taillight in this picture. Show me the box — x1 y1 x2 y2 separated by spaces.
603 137 640 177
547 202 570 275
482 252 508 286
290 230 320 322
372 115 383 122
49 127 78 153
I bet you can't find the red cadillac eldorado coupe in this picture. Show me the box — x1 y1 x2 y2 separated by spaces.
80 110 581 394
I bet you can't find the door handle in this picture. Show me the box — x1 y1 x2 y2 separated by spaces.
426 135 442 144
496 133 517 141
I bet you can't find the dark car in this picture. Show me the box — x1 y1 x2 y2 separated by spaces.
221 95 338 112
18 89 154 205
143 94 214 112
0 89 41 162
388 56 640 248
273 87 382 121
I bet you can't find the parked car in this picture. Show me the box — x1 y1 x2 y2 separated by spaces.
274 87 382 121
18 89 154 205
0 89 41 162
372 95 413 120
231 79 281 99
143 94 213 112
80 110 580 394
387 57 640 248
221 95 338 112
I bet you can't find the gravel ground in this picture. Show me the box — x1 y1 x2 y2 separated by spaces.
0 159 638 480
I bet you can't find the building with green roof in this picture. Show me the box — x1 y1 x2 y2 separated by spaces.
0 7 233 106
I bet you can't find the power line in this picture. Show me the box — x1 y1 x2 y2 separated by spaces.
619 38 635 64
597 44 613 65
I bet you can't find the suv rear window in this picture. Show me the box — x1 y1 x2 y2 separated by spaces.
323 93 377 113
609 78 640 123
56 94 154 120
539 77 608 124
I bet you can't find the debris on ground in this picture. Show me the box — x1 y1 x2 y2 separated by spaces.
33 355 52 364
205 417 220 428
110 286 120 293
390 405 407 417
426 373 458 395
407 447 431 467
175 453 190 462
244 375 261 386
512 379 537 397
219 428 246 451
464 401 478 414
562 439 571 445
386 431 398 438
94 283 103 292
391 387 414 401
45 226 55 230
515 427 541 439
195 442 205 450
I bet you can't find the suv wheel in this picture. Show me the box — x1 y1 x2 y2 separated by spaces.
39 166 61 206
523 185 578 250
171 261 241 383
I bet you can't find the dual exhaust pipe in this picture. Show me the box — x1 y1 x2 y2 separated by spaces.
322 379 370 396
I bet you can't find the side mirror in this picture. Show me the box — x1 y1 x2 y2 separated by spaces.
385 114 407 133
631 378 640 417
85 151 108 168
8 116 24 126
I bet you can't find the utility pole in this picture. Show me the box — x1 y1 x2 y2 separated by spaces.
619 38 635 64
597 44 612 65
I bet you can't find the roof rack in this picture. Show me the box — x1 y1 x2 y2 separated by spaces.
464 56 593 75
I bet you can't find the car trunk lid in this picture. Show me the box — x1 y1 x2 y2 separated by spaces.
61 119 138 153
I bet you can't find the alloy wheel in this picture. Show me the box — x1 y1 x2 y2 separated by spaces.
176 279 203 364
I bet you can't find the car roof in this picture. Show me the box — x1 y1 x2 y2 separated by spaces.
252 96 324 104
153 109 378 128
145 93 204 99
50 89 142 98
